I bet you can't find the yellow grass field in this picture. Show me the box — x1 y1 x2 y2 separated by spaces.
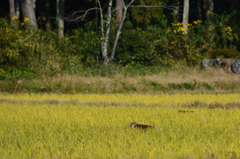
1 93 240 158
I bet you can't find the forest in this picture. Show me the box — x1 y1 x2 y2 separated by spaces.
0 0 240 88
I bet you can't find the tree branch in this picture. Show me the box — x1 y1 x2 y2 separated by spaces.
110 0 134 62
64 7 100 22
129 5 183 12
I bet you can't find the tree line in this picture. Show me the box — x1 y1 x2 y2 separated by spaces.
1 0 238 34
0 0 239 75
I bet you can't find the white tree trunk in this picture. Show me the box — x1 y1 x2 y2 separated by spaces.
15 0 20 18
173 0 179 22
32 0 36 13
99 0 134 66
59 0 64 37
110 0 134 61
102 0 113 66
57 0 64 37
182 0 189 34
20 0 38 29
207 0 214 23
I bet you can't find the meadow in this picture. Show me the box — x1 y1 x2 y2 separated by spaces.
1 93 240 158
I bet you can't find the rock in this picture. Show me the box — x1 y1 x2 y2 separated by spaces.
201 58 221 70
231 59 240 73
215 58 222 66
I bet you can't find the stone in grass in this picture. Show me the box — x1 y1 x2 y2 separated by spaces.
231 59 240 73
201 58 221 70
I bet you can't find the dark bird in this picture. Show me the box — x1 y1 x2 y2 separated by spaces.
178 110 194 113
130 122 154 130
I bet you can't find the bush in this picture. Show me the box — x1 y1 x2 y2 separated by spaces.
207 48 240 59
150 14 239 66
109 21 153 66
0 12 239 77
0 18 60 75
0 18 100 76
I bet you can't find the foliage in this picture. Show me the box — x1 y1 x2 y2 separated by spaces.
207 48 240 59
66 28 101 67
2 65 240 94
0 17 60 76
0 18 100 76
150 15 239 66
109 21 153 65
130 0 168 28
0 10 239 76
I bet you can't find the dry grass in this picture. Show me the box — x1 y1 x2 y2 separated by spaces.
0 67 239 93
46 67 240 93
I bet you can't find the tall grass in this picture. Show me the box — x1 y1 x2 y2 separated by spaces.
1 93 240 158
1 67 240 94
1 93 240 105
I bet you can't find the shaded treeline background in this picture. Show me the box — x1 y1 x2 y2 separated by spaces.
0 0 240 80
1 0 239 31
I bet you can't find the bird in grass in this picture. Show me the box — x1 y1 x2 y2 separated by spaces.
178 110 194 113
130 122 154 130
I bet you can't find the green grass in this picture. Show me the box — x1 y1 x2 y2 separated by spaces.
1 66 240 94
1 102 240 158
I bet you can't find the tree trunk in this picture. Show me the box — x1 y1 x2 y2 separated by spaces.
111 0 134 62
197 0 202 20
45 0 51 29
9 0 16 21
100 0 134 66
116 0 123 24
20 0 38 29
207 0 214 23
15 0 20 18
182 0 189 34
56 0 59 21
57 0 64 37
202 0 207 22
172 0 180 22
32 0 36 13
102 0 113 66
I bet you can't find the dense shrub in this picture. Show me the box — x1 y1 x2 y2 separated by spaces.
0 11 239 78
150 15 239 66
110 21 153 65
0 18 59 75
207 48 240 59
0 18 100 76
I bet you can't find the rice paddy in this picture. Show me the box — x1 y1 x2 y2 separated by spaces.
1 93 240 158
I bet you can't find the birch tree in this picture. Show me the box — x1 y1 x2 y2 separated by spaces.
172 0 180 22
32 0 36 13
207 0 214 23
182 0 189 34
101 0 134 66
9 0 20 22
20 0 38 29
65 0 177 66
15 0 20 18
57 0 65 37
